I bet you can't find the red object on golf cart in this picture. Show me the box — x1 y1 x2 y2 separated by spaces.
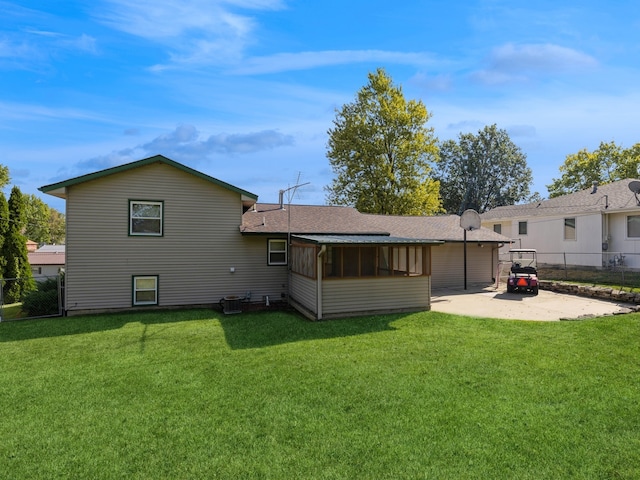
507 249 539 295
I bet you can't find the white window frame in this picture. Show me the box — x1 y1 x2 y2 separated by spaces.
133 276 158 306
627 215 640 238
130 200 163 236
564 217 576 241
268 239 288 266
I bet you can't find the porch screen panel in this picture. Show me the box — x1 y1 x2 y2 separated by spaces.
361 247 376 276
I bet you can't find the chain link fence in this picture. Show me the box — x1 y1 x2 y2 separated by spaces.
0 274 64 321
497 251 640 291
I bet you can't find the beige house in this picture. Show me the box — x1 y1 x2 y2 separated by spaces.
40 155 510 319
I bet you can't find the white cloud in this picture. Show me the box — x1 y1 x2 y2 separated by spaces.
229 50 437 75
99 0 285 68
61 124 296 179
473 43 598 85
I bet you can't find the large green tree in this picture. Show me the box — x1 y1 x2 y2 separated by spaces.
325 68 441 215
23 194 65 245
3 186 35 303
435 124 533 214
547 141 640 197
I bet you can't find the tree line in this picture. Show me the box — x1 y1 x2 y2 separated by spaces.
0 166 65 303
325 68 640 215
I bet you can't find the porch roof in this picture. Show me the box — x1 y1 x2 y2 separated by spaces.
292 234 443 246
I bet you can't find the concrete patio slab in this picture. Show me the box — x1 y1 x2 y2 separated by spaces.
430 285 634 321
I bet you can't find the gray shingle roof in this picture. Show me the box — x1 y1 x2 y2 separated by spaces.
241 203 510 243
481 178 640 221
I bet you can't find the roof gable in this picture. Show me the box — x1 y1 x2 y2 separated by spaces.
39 155 258 203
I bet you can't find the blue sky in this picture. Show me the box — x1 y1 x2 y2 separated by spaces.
2 0 639 212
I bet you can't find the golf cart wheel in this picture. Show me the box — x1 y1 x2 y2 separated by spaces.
532 286 539 295
507 284 514 293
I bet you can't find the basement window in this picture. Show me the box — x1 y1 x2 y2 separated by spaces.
133 276 158 306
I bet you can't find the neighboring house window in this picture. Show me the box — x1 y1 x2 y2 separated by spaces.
31 266 42 275
268 239 287 265
518 221 528 235
628 215 640 238
133 276 158 306
130 200 163 236
564 218 576 240
493 224 502 235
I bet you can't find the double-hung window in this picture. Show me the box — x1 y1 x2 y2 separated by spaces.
268 239 287 265
133 276 158 306
130 200 163 236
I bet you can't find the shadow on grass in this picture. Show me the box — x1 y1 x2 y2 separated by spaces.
218 310 403 350
0 307 405 349
0 308 217 343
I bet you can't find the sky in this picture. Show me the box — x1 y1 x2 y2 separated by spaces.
2 0 640 212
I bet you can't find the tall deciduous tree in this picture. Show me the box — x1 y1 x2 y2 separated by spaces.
547 141 640 197
325 68 441 215
435 124 533 214
23 194 66 245
3 186 35 303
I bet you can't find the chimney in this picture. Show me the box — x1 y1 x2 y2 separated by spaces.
591 181 598 194
279 189 284 209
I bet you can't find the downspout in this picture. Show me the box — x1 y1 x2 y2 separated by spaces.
317 245 326 320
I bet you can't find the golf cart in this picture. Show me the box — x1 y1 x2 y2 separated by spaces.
506 249 539 295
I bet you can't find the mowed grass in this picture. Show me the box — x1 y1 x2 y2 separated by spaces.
1 309 639 479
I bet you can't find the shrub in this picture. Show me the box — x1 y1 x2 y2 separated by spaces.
21 277 60 317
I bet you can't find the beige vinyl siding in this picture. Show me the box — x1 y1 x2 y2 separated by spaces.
289 273 317 314
322 276 430 317
238 236 289 302
65 162 277 312
431 243 494 288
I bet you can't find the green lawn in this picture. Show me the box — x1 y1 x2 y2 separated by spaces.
1 309 639 479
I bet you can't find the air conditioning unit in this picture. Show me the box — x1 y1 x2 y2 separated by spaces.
221 295 242 314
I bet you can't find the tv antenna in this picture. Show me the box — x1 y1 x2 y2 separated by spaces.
279 172 310 209
279 173 310 255
629 180 640 206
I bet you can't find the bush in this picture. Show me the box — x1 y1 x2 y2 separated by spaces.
21 277 60 317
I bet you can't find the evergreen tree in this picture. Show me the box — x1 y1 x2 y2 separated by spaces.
0 192 8 278
3 186 35 303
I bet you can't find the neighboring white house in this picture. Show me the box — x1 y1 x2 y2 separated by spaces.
480 179 640 269
28 245 66 279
